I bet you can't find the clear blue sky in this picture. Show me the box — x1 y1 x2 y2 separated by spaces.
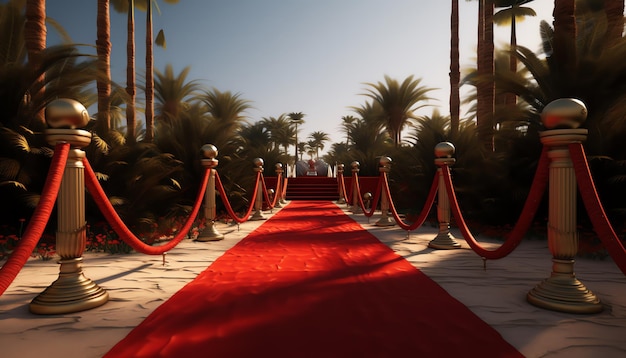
45 0 555 151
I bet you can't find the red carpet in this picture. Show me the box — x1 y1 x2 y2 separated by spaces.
105 201 522 358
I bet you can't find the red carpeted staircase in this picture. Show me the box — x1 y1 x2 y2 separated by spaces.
286 176 338 200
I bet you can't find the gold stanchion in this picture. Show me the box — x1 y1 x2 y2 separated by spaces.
375 157 395 227
350 161 362 213
336 163 346 204
527 98 603 314
249 158 267 221
428 142 461 249
30 99 108 314
274 163 283 208
196 144 224 242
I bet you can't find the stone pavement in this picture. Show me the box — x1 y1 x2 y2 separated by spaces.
1 201 625 358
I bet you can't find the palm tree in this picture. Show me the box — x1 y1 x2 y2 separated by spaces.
305 140 316 160
153 64 202 125
135 0 178 143
494 0 536 106
450 0 460 138
308 131 330 159
341 115 357 145
24 0 46 125
604 0 625 43
297 141 307 161
362 75 434 147
96 0 113 136
476 0 496 151
287 112 305 162
260 114 294 153
110 0 138 143
201 88 252 140
552 0 577 76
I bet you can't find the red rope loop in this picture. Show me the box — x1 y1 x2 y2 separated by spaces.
83 158 209 255
261 173 280 209
215 171 260 223
443 147 550 260
281 176 288 198
338 174 349 203
385 172 438 231
569 143 626 275
0 143 70 296
353 172 382 217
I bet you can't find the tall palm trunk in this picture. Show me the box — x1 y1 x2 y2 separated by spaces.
24 0 46 125
477 0 495 151
125 0 137 143
145 1 154 142
450 0 460 138
604 0 625 44
505 12 517 106
552 0 577 81
96 0 112 135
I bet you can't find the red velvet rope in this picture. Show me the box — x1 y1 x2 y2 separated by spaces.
83 158 209 255
353 172 383 217
215 171 260 224
569 143 626 275
342 174 353 204
281 176 288 198
443 147 550 260
261 173 280 209
338 174 349 204
386 172 439 231
0 143 69 296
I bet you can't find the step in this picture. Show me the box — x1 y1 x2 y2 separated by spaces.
286 177 339 200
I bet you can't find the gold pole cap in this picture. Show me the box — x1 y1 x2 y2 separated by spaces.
45 98 90 129
379 156 392 167
253 157 264 168
435 142 455 158
542 98 587 129
350 161 360 169
201 144 218 159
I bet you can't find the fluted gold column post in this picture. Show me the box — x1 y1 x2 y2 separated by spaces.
274 163 283 208
350 161 362 213
249 158 267 221
336 164 346 204
196 144 224 242
429 142 461 250
527 98 602 314
30 99 108 314
375 156 395 226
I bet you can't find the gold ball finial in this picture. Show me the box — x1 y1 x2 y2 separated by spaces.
379 156 392 167
363 192 372 201
45 98 90 129
275 163 283 170
434 142 455 158
253 158 264 167
541 98 587 129
201 144 218 159
351 161 360 169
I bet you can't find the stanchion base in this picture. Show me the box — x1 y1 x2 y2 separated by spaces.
337 198 346 204
375 216 395 227
249 211 267 221
428 232 461 250
527 273 603 314
196 224 224 242
30 258 108 315
350 206 363 214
